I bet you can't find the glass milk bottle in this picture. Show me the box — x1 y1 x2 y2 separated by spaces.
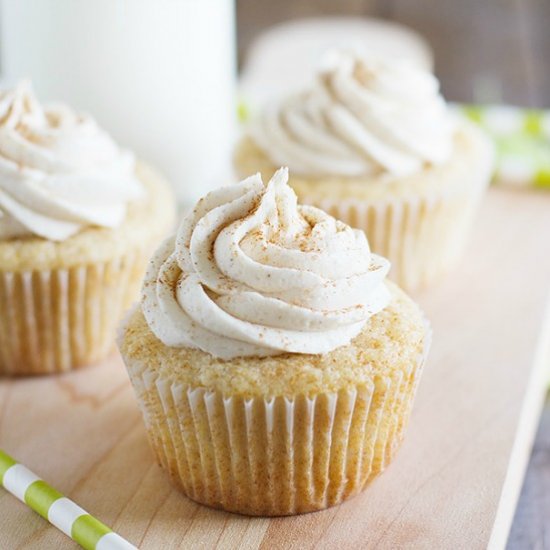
0 0 236 207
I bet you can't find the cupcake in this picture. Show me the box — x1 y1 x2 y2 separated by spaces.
235 52 494 290
0 82 175 375
118 168 430 516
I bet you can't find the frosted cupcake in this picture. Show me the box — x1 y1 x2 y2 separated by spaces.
119 168 430 516
0 82 174 375
235 52 494 290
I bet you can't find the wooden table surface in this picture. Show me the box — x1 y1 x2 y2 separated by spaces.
237 2 550 548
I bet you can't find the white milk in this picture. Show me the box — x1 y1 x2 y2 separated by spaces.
0 0 237 206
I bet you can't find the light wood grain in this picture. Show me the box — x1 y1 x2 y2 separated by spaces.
0 187 549 549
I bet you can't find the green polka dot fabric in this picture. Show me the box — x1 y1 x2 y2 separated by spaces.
0 449 137 550
458 105 550 189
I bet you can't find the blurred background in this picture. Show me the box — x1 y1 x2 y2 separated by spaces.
3 0 547 204
237 0 549 107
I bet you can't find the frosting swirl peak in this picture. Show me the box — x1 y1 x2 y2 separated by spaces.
252 52 454 178
142 168 390 359
0 81 143 241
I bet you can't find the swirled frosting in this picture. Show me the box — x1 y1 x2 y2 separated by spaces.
142 168 390 359
0 81 143 241
252 52 454 178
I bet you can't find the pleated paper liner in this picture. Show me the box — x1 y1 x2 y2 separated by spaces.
301 177 488 292
124 330 430 516
0 248 147 375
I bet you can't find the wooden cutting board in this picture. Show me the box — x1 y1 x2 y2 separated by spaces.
1 187 549 550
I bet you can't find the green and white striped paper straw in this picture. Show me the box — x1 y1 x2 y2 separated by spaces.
0 449 137 550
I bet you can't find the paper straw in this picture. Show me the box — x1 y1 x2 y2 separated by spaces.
0 449 137 550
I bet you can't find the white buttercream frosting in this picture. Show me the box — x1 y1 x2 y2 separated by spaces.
0 81 143 241
252 51 454 178
142 168 391 359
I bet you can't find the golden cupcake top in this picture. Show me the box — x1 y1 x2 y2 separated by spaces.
123 282 426 397
142 168 391 359
0 81 143 241
250 51 455 178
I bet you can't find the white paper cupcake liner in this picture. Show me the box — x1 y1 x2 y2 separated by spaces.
302 179 487 291
124 330 430 516
0 249 146 375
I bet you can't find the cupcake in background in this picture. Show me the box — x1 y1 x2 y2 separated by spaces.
119 168 430 516
235 51 494 290
0 81 175 375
